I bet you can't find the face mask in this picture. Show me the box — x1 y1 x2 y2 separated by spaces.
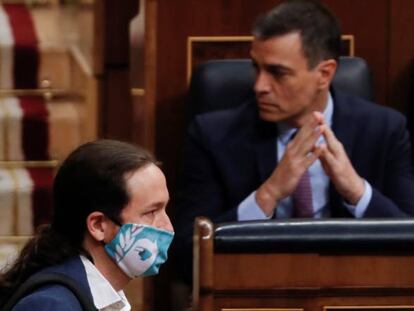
105 223 174 278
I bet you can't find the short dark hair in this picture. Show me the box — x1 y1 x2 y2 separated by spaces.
0 140 156 302
252 0 341 68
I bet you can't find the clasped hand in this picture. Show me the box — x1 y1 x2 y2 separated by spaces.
256 112 365 216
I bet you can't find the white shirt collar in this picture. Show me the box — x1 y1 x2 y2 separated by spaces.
277 92 334 145
80 255 131 311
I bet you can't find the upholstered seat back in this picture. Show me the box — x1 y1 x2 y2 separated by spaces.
213 218 414 253
188 56 373 116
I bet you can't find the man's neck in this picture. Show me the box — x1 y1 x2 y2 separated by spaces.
83 236 130 291
288 90 329 128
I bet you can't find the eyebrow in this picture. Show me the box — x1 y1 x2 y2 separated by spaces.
145 198 170 211
251 59 293 75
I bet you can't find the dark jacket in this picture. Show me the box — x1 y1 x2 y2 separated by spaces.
173 90 414 282
12 257 93 311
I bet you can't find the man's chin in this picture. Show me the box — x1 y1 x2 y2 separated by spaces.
258 110 285 122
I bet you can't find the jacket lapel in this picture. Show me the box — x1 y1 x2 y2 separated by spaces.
255 119 277 183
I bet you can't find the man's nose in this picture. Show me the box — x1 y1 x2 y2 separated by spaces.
156 212 174 232
254 71 271 94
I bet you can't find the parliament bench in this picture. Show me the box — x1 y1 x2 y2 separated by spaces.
193 217 414 311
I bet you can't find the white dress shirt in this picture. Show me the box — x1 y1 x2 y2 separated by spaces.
237 93 372 220
80 255 131 311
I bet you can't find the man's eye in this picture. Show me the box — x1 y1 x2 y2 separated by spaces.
146 210 156 216
269 69 287 79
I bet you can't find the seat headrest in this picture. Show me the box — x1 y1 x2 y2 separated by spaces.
214 219 414 253
189 57 373 116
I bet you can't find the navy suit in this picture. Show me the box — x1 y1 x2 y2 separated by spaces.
12 257 93 311
173 90 414 282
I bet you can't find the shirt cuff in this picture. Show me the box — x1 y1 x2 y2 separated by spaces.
237 191 271 221
343 180 372 218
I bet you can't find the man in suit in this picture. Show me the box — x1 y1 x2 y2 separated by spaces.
0 140 174 310
173 0 414 284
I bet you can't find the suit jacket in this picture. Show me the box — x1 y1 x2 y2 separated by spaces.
172 89 414 282
12 257 93 311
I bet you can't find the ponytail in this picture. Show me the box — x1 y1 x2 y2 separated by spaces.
0 225 81 305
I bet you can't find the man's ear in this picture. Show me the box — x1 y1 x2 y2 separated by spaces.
86 211 108 242
317 59 337 90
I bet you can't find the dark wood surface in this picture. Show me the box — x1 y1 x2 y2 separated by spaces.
194 219 414 311
389 0 414 113
98 0 138 141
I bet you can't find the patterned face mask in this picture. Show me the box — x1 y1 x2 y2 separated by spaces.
105 223 174 278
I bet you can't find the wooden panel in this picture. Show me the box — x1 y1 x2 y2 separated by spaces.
213 253 414 288
389 0 414 114
129 0 157 151
103 0 138 65
69 51 98 142
322 0 388 105
103 69 132 140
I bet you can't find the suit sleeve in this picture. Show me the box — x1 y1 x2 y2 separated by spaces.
12 288 83 311
364 115 414 217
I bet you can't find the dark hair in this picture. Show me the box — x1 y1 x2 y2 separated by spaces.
252 0 341 68
0 139 156 303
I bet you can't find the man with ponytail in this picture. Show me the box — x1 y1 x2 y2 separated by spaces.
0 140 174 310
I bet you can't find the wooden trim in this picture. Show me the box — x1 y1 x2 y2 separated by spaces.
131 88 146 96
221 308 304 311
142 0 157 152
0 0 57 5
9 168 19 235
0 89 75 99
213 287 414 298
342 35 355 57
324 306 414 311
187 36 253 82
193 217 214 311
70 45 93 77
222 309 303 311
93 0 105 76
186 34 356 82
0 160 58 168
0 236 31 243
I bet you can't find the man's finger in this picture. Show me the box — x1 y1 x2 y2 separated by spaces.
321 124 342 156
319 143 336 168
312 111 325 123
295 111 324 141
303 145 323 168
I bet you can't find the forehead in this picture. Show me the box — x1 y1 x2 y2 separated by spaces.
124 164 169 210
250 32 308 68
